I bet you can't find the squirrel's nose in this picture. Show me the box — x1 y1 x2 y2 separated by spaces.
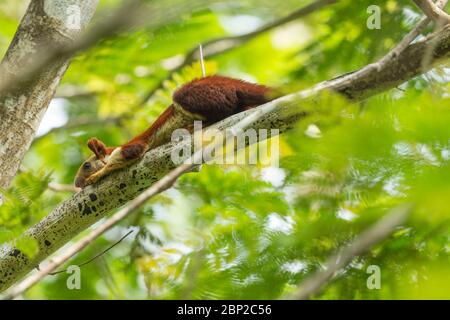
74 177 85 188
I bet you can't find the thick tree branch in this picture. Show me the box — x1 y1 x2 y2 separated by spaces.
368 0 448 73
414 0 450 24
1 24 450 293
327 25 450 99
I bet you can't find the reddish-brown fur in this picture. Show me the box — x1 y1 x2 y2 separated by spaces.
126 104 175 147
118 104 176 159
76 76 275 187
120 76 273 159
173 76 272 121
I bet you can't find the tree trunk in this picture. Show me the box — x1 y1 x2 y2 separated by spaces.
0 0 98 192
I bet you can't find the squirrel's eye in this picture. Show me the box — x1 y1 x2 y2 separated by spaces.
83 162 92 170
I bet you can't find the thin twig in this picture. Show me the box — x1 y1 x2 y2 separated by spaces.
54 88 98 99
49 230 133 275
47 182 80 193
286 204 413 300
199 44 206 78
32 116 123 144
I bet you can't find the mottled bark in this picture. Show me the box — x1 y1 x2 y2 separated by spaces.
0 0 98 190
1 25 450 293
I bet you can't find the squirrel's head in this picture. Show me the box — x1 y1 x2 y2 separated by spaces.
74 138 108 188
74 155 106 188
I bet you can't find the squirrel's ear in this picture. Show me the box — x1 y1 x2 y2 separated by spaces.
87 138 107 160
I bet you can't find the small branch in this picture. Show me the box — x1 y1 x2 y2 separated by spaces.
54 89 98 99
139 0 339 105
420 1 450 70
413 0 450 24
286 204 413 300
47 183 80 193
32 116 123 145
48 230 133 275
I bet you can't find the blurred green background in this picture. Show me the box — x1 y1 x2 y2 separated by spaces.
0 0 449 299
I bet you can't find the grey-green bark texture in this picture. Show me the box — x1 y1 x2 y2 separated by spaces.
1 24 450 292
0 0 98 190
